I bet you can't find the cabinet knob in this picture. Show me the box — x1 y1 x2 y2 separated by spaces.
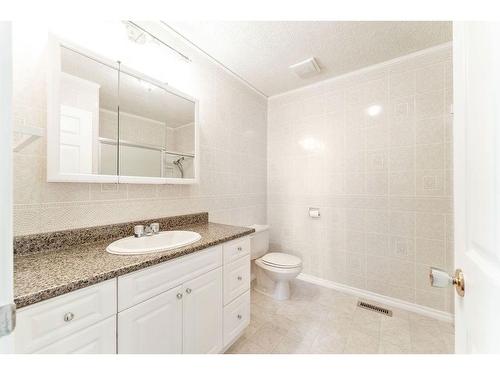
186 288 192 294
63 312 74 322
176 293 183 299
237 246 242 251
237 276 242 281
237 314 242 320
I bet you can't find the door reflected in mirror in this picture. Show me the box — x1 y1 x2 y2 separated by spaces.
59 46 119 176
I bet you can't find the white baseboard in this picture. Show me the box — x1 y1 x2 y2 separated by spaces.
297 273 454 323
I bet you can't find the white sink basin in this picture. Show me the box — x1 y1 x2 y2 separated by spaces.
106 230 202 255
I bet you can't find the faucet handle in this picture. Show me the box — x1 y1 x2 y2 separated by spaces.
134 225 145 238
150 223 160 234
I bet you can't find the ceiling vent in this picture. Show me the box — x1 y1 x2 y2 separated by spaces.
289 57 321 79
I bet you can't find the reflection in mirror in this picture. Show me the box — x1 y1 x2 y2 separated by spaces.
59 46 119 176
118 70 195 179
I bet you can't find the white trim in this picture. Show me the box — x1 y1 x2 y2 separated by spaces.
297 273 454 323
270 41 453 100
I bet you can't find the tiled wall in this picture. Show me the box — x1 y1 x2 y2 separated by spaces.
267 44 453 313
12 25 267 235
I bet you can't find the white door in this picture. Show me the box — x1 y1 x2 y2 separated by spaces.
118 286 183 354
59 105 93 174
453 21 500 353
183 268 223 354
0 21 14 354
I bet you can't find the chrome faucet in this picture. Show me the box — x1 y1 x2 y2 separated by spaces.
134 223 160 237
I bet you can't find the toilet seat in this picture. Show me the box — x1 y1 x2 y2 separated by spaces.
261 252 302 269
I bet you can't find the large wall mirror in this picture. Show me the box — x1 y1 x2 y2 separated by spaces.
47 36 198 184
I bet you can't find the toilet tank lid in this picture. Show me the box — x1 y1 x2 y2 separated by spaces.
249 224 269 233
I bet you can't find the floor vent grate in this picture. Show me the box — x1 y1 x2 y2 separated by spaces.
357 301 393 316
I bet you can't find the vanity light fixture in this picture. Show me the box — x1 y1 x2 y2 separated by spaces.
125 21 191 63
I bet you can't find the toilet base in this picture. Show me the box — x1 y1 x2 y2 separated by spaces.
254 261 301 301
253 280 291 300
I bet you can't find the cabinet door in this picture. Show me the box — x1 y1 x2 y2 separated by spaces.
118 286 183 354
183 267 223 354
34 316 116 354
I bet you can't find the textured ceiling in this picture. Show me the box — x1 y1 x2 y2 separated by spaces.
165 21 452 97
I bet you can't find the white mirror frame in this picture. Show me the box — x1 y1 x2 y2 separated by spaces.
47 34 199 185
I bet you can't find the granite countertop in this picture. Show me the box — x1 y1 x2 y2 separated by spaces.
14 221 254 309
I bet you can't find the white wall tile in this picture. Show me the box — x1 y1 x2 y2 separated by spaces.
268 45 453 314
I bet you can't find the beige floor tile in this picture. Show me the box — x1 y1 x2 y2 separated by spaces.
380 328 411 349
319 316 353 338
272 336 312 354
438 321 455 335
442 332 455 353
351 308 382 338
344 328 380 354
410 330 448 354
310 331 347 354
285 320 322 345
228 281 454 355
381 316 410 333
226 337 267 354
378 340 410 354
246 322 287 352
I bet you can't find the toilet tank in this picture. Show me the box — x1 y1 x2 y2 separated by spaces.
249 224 269 260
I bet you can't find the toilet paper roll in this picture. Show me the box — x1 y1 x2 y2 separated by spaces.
309 208 320 218
429 267 452 288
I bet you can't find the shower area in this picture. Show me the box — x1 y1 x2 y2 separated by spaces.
99 113 195 179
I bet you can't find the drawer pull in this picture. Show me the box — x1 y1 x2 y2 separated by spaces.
63 312 74 322
186 288 192 294
237 246 243 251
237 276 242 281
237 314 242 320
176 293 183 300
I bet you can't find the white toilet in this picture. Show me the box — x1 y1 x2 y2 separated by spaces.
249 224 302 300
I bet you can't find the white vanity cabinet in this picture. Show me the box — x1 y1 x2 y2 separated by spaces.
15 279 117 354
15 236 251 354
117 267 223 354
116 245 223 354
221 237 251 349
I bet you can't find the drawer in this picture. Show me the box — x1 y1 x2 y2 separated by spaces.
223 290 250 347
223 255 250 305
34 316 116 354
118 245 222 311
223 236 250 265
15 279 117 354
